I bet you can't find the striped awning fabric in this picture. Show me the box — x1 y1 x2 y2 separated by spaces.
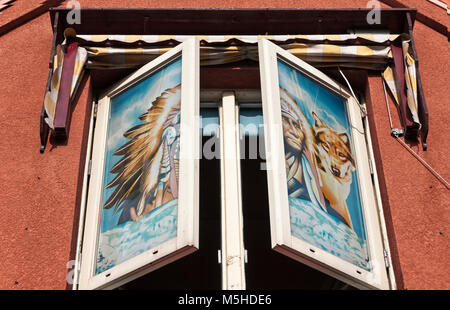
44 44 87 129
43 31 420 132
75 33 400 44
382 39 420 127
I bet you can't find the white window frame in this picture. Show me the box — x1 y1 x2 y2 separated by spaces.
73 36 395 290
258 38 392 290
77 37 200 290
219 91 246 290
200 89 261 290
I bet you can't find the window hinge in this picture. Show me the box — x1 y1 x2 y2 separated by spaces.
383 249 390 269
76 255 81 289
218 250 222 264
244 249 248 264
77 254 82 273
93 102 98 118
87 159 92 176
360 103 368 119
368 158 374 176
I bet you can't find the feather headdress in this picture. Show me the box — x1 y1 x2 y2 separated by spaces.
104 84 181 218
280 87 314 149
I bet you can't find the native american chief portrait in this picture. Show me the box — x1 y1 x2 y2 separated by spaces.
103 84 181 223
280 87 326 211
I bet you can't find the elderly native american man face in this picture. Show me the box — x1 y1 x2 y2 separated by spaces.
280 87 314 158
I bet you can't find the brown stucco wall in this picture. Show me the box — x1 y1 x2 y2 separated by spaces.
366 19 450 289
0 0 448 290
0 13 91 289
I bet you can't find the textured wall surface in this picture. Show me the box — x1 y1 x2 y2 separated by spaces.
366 19 450 289
0 0 448 290
0 12 91 289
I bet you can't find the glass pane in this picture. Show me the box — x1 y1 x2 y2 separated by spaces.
277 58 370 271
200 107 219 136
239 108 263 136
96 57 182 274
239 107 265 161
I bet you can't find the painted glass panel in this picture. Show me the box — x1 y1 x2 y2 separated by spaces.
277 59 371 271
96 58 182 274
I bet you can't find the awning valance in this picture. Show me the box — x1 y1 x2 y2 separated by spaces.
75 33 400 45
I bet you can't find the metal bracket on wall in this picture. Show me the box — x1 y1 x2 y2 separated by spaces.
390 128 405 138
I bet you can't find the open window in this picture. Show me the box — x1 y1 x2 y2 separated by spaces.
258 39 390 290
78 38 200 290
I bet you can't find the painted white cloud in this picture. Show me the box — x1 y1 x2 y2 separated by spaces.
313 107 348 134
279 68 315 109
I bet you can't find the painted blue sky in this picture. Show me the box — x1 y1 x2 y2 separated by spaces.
277 59 367 241
100 57 182 233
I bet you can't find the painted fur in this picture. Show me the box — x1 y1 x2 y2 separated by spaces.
311 112 356 229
